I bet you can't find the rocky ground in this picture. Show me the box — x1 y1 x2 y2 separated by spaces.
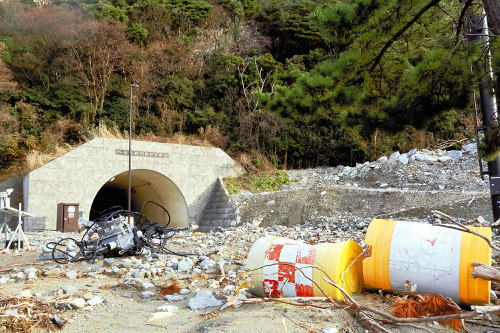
0 141 499 333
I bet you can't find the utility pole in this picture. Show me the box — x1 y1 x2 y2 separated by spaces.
475 7 500 221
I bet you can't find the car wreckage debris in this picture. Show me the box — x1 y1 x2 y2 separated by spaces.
39 202 192 263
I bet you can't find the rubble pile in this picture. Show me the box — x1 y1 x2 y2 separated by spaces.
232 142 493 231
284 144 483 192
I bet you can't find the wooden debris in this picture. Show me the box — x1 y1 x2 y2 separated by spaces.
0 294 69 332
471 262 500 283
431 210 500 252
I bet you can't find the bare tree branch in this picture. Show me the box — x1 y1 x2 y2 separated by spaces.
431 210 500 252
456 0 474 43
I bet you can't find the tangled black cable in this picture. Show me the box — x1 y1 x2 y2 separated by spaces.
46 202 194 263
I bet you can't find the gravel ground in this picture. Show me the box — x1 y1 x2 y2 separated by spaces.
0 142 498 333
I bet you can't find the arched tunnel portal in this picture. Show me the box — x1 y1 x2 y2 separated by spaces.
89 169 188 227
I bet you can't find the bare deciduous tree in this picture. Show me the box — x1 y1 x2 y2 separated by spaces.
66 21 136 122
238 57 276 112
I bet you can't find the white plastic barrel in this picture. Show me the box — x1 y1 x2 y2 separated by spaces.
363 219 491 305
246 236 364 300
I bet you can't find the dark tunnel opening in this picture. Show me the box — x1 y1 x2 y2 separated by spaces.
89 184 132 220
89 169 188 227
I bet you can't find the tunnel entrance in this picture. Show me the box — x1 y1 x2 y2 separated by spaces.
89 169 188 227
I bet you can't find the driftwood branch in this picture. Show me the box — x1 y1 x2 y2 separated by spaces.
431 210 500 252
471 262 500 283
240 261 500 332
348 308 393 333
322 277 480 324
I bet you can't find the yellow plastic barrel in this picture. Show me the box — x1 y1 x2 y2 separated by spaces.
246 236 364 300
363 219 491 305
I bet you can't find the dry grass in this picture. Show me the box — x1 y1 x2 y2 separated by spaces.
0 110 18 135
462 114 476 136
198 125 228 149
233 150 275 175
1 121 224 182
410 132 434 149
25 145 73 171
86 123 126 140
136 132 213 147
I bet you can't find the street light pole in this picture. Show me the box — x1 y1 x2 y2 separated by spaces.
128 84 139 214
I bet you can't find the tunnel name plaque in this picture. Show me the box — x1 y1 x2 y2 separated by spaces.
115 149 169 158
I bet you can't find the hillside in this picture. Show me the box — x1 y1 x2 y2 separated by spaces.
1 0 499 176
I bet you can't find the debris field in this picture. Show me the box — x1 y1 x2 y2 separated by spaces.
1 142 500 333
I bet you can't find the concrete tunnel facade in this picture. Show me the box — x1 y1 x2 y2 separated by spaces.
22 138 242 230
89 169 187 227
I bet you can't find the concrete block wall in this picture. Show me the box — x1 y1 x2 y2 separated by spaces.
24 138 242 230
197 178 240 232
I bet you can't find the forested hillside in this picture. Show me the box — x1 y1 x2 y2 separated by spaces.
0 0 498 175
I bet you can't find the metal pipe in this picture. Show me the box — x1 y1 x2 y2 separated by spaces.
477 9 500 220
128 84 139 214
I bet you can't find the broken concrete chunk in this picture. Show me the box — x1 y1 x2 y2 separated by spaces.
462 143 477 151
82 293 94 301
164 295 185 302
438 156 453 163
188 290 223 310
103 258 115 267
65 270 78 280
141 291 155 299
156 305 178 313
142 282 155 289
389 151 400 160
177 258 194 272
59 284 78 295
446 150 462 159
413 153 438 162
44 268 61 277
179 288 191 295
133 271 146 279
87 296 103 306
22 266 37 274
199 259 216 272
69 298 86 310
406 148 418 157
